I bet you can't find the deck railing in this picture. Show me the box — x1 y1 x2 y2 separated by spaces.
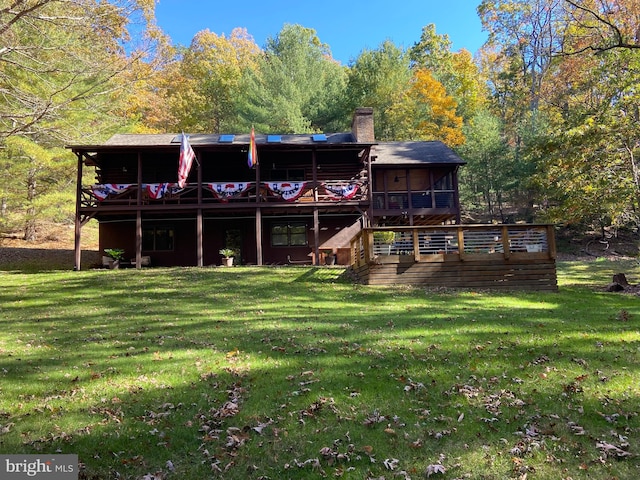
351 224 556 267
81 180 369 208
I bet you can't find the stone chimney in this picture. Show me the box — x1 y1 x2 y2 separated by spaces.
351 107 374 142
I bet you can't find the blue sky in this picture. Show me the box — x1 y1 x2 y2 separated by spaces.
155 0 487 64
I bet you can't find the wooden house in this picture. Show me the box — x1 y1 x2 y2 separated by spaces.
69 108 466 269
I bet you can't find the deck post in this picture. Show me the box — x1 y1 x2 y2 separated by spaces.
501 226 510 260
134 153 143 268
73 153 83 270
135 211 142 268
363 229 372 264
412 229 421 262
457 227 466 261
197 152 203 267
256 207 263 265
197 209 203 267
547 224 557 259
313 208 320 266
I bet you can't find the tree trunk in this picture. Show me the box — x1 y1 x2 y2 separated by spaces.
23 168 37 241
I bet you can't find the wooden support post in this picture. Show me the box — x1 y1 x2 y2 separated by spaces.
313 208 320 266
256 207 263 265
197 151 203 267
135 211 142 269
134 153 143 269
547 224 557 259
413 229 421 262
73 153 83 270
502 225 511 260
457 227 466 261
363 229 372 264
197 209 203 267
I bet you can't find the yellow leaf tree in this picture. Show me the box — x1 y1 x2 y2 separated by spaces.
389 69 465 146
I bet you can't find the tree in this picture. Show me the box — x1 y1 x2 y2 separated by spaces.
2 136 73 240
387 69 465 146
343 40 412 140
0 0 160 238
479 0 565 111
536 46 640 231
0 0 158 144
237 24 347 133
174 28 261 133
561 0 640 53
458 110 513 220
476 0 566 220
410 25 487 122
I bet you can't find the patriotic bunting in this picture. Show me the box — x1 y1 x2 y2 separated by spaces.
146 183 183 199
206 182 253 202
265 181 308 202
322 182 360 200
91 184 132 202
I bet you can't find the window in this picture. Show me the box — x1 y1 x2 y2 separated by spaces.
271 223 307 247
143 226 174 251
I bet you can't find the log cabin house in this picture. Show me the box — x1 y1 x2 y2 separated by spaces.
69 108 557 290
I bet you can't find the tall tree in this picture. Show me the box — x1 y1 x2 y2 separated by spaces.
0 0 158 144
536 46 640 230
344 40 411 140
174 28 260 133
0 0 159 238
458 110 513 220
387 69 465 146
476 0 566 221
238 24 347 133
479 0 565 111
2 136 73 240
561 0 640 53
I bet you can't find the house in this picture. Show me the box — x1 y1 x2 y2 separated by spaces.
69 108 466 269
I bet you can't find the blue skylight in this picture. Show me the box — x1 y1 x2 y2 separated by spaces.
219 134 235 143
312 134 327 142
267 135 282 143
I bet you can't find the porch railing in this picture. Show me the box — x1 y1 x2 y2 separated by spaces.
351 224 556 267
81 180 369 208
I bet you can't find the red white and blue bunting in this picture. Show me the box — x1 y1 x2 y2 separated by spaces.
91 180 360 203
322 182 360 200
264 181 308 202
91 184 133 202
146 183 184 199
206 182 253 201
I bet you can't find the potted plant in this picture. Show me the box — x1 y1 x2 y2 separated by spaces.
219 248 235 267
373 231 395 255
103 248 125 269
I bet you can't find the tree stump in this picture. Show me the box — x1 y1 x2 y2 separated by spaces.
612 273 630 288
607 273 631 292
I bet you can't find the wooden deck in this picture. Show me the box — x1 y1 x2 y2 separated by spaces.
350 225 558 291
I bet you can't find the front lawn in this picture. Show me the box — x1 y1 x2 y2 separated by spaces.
0 259 638 479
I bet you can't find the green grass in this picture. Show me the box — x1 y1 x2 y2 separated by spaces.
0 260 639 479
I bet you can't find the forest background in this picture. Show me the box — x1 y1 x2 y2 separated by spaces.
1 0 639 249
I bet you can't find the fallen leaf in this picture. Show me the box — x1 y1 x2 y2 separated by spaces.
383 458 399 470
426 463 446 476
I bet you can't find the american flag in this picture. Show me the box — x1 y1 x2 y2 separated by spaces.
178 132 195 188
